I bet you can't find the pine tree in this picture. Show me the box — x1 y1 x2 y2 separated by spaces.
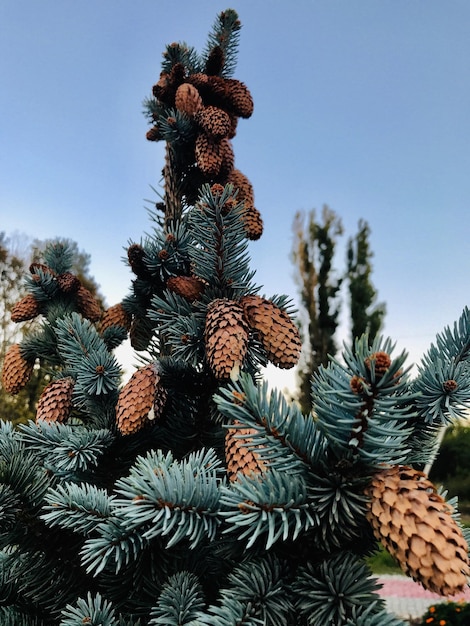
0 10 469 626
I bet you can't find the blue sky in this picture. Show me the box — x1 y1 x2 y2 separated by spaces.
1 1 470 389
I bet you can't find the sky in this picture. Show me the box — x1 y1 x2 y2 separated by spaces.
1 0 470 391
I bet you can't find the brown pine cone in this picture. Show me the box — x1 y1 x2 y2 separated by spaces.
166 275 205 302
116 363 167 435
224 79 254 118
227 168 255 207
242 206 263 240
174 83 203 116
100 303 132 334
29 262 56 277
195 133 224 176
240 295 301 369
204 299 249 380
225 420 266 481
36 377 74 424
146 126 162 142
11 294 41 322
365 351 392 378
195 106 232 139
366 465 470 596
75 286 102 322
56 272 81 294
1 343 34 395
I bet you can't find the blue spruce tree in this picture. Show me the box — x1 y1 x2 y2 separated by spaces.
1 9 469 626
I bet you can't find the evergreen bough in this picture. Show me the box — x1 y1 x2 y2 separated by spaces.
0 9 469 625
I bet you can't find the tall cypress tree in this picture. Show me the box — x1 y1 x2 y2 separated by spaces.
347 219 386 346
0 10 469 626
291 207 343 413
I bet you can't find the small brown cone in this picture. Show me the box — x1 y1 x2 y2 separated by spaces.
100 303 132 334
225 420 266 482
195 106 232 139
76 286 102 322
366 465 470 596
204 299 249 381
242 206 263 240
166 275 205 302
227 168 255 207
240 295 301 369
195 133 224 176
224 79 254 118
175 83 203 116
116 363 167 435
11 294 41 322
36 377 74 424
1 344 34 395
56 272 81 294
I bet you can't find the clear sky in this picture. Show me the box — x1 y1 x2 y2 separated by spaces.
1 1 469 390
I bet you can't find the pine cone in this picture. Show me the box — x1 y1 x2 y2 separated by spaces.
75 286 102 322
242 206 263 240
1 343 34 395
365 351 392 378
166 275 205 302
227 168 254 207
225 420 266 481
175 83 203 116
11 294 41 322
240 295 301 369
56 272 81 294
29 262 56 277
366 465 470 596
224 78 254 118
195 106 232 139
204 299 249 380
36 377 74 424
218 138 235 179
100 303 132 334
116 363 167 435
195 133 224 176
146 126 162 142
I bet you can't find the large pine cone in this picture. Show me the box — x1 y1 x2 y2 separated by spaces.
240 295 301 369
195 106 232 139
224 79 254 118
195 133 224 176
75 286 102 322
1 343 34 394
366 465 470 596
36 377 74 424
11 294 41 322
116 363 167 435
100 303 132 334
204 299 249 381
225 420 266 482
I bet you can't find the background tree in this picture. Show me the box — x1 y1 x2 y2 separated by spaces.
292 211 385 412
0 233 104 425
347 219 386 347
291 206 343 412
0 10 469 626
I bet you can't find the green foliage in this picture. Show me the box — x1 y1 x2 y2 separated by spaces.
419 601 470 625
430 423 470 500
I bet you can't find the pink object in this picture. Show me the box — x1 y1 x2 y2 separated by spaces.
378 576 470 600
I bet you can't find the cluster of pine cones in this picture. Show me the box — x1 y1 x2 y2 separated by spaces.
2 263 102 395
146 45 263 240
